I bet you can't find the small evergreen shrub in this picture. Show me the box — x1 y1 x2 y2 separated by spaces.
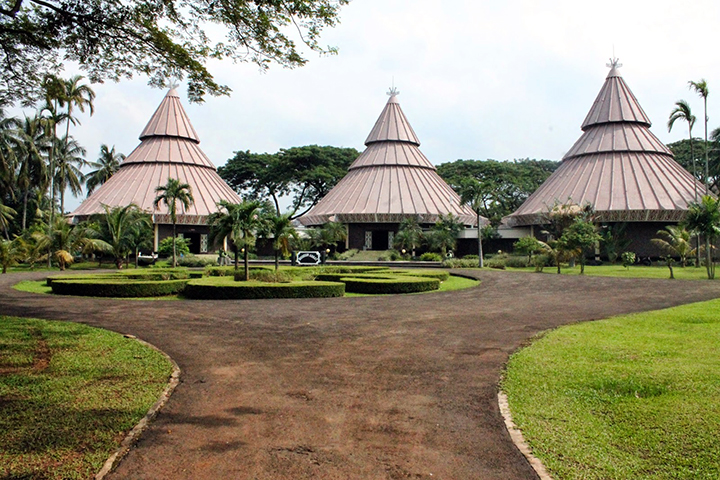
533 254 550 272
444 258 480 268
504 256 529 268
463 255 479 260
419 252 443 262
177 255 217 268
205 265 271 276
157 237 191 257
485 257 506 269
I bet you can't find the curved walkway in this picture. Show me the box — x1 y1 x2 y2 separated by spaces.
2 270 719 479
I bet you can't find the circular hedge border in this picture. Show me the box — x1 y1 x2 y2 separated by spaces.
183 278 345 299
50 278 189 297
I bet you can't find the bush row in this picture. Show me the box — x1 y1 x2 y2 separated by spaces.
387 269 450 281
340 276 440 294
50 279 189 297
204 265 272 276
183 279 345 299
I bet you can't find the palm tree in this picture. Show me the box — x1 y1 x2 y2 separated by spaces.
154 178 194 267
668 100 698 199
265 213 297 271
86 144 124 195
460 178 486 267
0 200 16 240
208 200 265 281
0 110 20 199
689 79 709 194
394 217 423 257
33 217 106 270
95 204 149 269
651 226 692 268
428 213 462 258
683 195 720 279
53 136 87 213
0 237 25 274
15 115 49 230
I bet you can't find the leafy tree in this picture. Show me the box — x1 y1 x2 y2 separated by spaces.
154 177 194 267
53 135 87 213
689 79 710 193
557 218 601 274
459 178 486 267
86 144 124 195
651 226 692 268
208 200 265 281
219 145 359 218
0 110 20 200
393 217 423 257
541 201 594 240
427 213 462 258
437 158 559 226
683 195 720 279
0 198 15 239
513 236 544 264
0 0 348 106
264 213 297 271
15 115 48 229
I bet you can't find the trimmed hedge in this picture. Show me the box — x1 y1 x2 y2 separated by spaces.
50 279 189 297
387 269 450 281
204 265 272 276
340 276 440 294
183 278 345 299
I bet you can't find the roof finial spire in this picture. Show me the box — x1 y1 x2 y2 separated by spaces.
607 57 622 70
387 77 399 97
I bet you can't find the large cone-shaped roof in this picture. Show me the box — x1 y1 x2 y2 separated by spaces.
300 92 479 226
507 62 701 226
70 88 240 224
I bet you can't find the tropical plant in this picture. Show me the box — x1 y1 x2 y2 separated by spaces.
33 217 106 270
459 178 486 267
689 79 709 193
651 226 693 268
308 221 347 251
668 100 698 201
264 213 297 271
53 135 87 213
94 204 150 268
0 237 25 273
86 144 124 195
600 223 632 263
683 195 720 279
154 178 194 267
427 213 462 258
208 200 265 281
15 115 49 230
393 217 424 257
0 200 16 240
158 236 190 258
621 251 636 270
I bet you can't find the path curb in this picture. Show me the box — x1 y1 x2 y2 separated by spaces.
95 335 181 480
497 391 553 480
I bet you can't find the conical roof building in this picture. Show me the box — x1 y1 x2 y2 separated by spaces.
71 88 241 253
300 90 479 250
508 61 701 228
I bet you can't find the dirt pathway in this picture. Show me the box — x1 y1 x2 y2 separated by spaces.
1 270 718 479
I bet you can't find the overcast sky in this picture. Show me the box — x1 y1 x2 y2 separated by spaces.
40 0 720 212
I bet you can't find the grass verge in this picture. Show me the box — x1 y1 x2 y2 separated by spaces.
502 299 720 479
0 316 173 479
506 264 717 280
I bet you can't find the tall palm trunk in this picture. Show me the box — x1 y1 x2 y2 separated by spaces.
704 96 709 195
22 189 28 231
172 221 177 267
244 247 250 281
476 212 484 268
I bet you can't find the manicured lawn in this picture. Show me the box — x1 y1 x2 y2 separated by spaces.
502 299 720 479
0 316 173 479
507 263 715 280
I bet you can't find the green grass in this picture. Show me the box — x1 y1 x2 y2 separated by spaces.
502 299 720 479
507 263 716 280
0 316 173 479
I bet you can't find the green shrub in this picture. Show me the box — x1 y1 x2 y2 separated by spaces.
336 249 359 260
50 279 188 297
419 252 443 262
387 269 450 281
183 278 345 299
239 270 294 283
340 276 440 294
485 257 506 269
176 254 217 268
504 256 529 268
533 254 550 272
443 258 480 268
157 236 191 257
122 269 189 280
463 254 479 260
205 265 271 276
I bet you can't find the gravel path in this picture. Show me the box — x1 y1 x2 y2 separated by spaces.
2 269 718 479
